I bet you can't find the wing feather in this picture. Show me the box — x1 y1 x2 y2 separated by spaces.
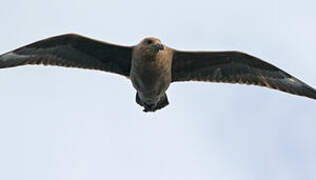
172 50 316 100
0 34 133 76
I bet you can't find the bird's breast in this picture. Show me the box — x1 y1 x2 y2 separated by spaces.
130 57 171 97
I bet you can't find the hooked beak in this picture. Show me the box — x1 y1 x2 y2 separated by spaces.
153 43 164 51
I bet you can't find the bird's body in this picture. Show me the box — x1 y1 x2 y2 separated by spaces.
131 38 172 111
0 34 315 112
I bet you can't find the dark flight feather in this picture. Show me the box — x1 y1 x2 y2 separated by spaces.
171 50 316 100
0 34 133 76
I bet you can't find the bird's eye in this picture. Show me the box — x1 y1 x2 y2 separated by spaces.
146 40 153 44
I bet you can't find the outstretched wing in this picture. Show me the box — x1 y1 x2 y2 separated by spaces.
0 34 133 76
171 50 316 100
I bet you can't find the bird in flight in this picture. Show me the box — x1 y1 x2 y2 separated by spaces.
0 34 315 112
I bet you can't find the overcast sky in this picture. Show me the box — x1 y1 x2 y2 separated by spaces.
0 0 315 180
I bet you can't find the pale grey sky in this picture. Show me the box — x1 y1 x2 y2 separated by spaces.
0 0 315 180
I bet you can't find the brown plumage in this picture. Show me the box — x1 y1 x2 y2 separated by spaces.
0 34 315 112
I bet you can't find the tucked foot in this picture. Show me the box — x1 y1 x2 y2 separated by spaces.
143 103 156 112
135 92 169 113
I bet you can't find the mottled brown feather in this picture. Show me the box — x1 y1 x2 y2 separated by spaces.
172 50 316 100
0 34 133 76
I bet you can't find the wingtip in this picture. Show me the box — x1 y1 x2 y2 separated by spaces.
304 86 316 100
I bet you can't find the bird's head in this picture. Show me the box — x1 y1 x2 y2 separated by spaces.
137 37 164 57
